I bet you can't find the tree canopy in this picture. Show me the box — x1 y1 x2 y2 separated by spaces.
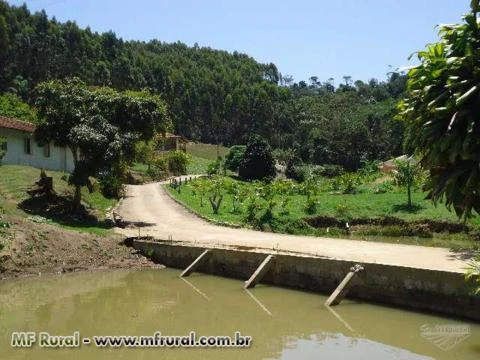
239 135 276 181
0 0 406 171
398 0 480 219
35 78 170 208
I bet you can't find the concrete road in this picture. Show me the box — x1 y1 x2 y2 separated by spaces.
115 182 471 273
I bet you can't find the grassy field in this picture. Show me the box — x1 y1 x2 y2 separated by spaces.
166 176 480 251
0 165 117 235
132 143 231 178
187 155 211 175
186 143 229 160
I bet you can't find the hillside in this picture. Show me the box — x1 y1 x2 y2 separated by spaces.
0 1 406 171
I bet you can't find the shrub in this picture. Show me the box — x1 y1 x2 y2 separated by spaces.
207 157 223 176
99 170 125 198
166 151 190 176
466 256 480 295
334 172 361 194
285 155 306 181
238 135 275 181
225 145 246 172
374 180 394 194
206 176 226 214
358 160 380 180
244 194 261 224
335 203 351 218
318 164 345 178
147 157 169 180
304 197 318 215
272 148 294 165
279 197 291 216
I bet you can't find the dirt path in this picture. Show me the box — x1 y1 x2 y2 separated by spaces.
115 181 470 273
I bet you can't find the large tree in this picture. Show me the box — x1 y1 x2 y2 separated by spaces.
398 1 480 219
239 135 276 181
35 78 169 209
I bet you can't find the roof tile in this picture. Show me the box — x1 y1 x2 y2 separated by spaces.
0 116 36 133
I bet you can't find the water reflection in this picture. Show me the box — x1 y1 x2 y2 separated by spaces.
0 269 478 360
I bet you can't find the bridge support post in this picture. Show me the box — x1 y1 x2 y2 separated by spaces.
244 255 275 289
325 264 364 306
180 249 210 277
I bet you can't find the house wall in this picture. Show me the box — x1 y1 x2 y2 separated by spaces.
0 128 75 173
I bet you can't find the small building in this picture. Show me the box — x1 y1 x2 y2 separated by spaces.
378 155 416 173
156 132 188 153
0 116 75 173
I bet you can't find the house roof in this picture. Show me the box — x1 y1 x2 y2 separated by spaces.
0 116 36 133
162 132 189 143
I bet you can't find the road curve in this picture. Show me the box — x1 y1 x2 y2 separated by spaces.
115 181 470 273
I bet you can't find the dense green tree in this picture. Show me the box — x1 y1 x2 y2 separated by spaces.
0 93 37 122
225 145 246 172
398 1 480 219
0 0 406 170
239 135 276 181
34 78 169 209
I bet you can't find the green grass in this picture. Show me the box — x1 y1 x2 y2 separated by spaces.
186 143 229 160
131 162 149 173
0 165 116 235
187 155 211 175
131 143 231 178
166 177 480 250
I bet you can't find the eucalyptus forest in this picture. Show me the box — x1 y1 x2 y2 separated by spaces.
0 1 406 171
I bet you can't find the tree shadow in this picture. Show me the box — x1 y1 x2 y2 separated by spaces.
18 193 112 231
447 248 478 261
119 220 156 229
392 203 424 214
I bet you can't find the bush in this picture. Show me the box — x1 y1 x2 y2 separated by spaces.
304 197 318 215
147 157 169 180
272 148 294 165
99 168 125 198
238 135 275 181
317 164 345 178
333 172 362 194
225 145 246 172
285 155 306 181
166 151 190 176
374 180 394 194
207 157 223 176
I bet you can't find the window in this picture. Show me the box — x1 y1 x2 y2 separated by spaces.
0 139 6 152
43 143 50 158
24 138 31 155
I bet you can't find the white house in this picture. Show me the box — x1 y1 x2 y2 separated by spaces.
0 116 75 173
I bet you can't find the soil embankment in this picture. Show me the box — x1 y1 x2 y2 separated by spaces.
0 214 161 280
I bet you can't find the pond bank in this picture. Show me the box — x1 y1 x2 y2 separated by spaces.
131 238 480 321
0 214 162 280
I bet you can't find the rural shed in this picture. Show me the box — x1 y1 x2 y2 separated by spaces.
156 132 188 153
0 116 75 173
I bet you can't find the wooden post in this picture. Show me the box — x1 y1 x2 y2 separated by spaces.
180 250 210 277
244 255 275 289
325 264 364 306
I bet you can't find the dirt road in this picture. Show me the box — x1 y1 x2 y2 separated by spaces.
115 182 470 273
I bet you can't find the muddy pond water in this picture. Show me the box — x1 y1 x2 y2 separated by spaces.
0 269 478 360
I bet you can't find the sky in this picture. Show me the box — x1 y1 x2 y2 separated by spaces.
7 0 471 84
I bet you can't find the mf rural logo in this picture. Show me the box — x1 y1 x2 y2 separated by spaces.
420 324 471 351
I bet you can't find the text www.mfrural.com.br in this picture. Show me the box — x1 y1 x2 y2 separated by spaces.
11 331 252 349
